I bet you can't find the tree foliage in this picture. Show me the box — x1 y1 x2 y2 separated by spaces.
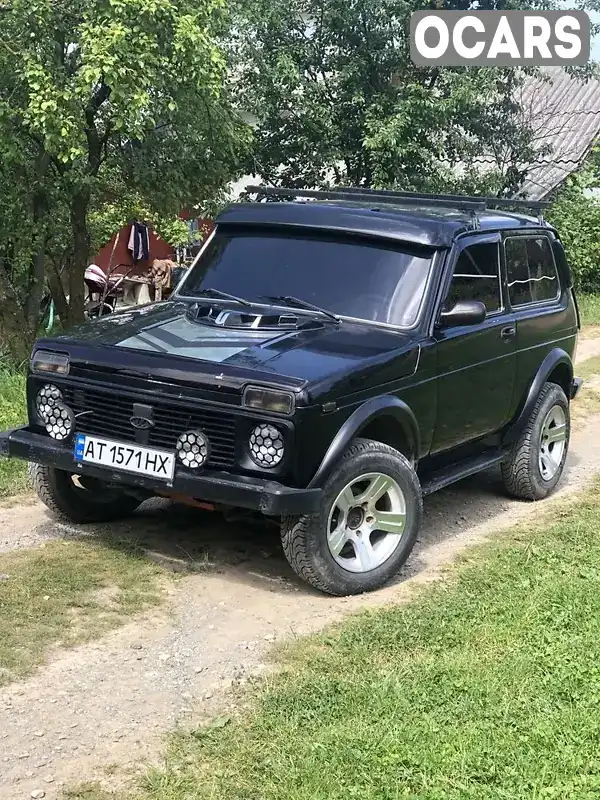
230 0 581 195
547 155 600 293
3 0 600 365
0 0 250 359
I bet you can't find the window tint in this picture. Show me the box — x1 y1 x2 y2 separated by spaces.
445 241 501 314
181 230 433 327
505 236 559 306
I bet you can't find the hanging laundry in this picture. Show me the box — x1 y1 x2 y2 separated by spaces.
186 218 199 240
128 222 150 262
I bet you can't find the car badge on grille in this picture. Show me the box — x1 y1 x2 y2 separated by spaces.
130 415 154 430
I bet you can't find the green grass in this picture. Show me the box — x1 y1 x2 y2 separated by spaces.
579 353 600 382
0 537 167 686
0 368 28 497
570 354 600 420
577 293 600 329
129 486 600 800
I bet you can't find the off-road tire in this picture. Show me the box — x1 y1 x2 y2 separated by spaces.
281 438 422 596
501 382 570 501
29 463 141 524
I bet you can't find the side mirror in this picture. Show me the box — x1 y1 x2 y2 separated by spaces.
438 300 487 328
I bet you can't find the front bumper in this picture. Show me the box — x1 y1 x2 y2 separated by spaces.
0 426 322 516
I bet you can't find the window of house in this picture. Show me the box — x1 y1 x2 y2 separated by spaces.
505 236 559 307
445 241 501 314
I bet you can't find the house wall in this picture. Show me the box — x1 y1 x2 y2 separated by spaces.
93 217 214 278
93 226 174 278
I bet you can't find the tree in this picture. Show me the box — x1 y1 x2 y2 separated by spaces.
547 155 600 293
0 135 45 363
0 0 250 360
229 0 583 195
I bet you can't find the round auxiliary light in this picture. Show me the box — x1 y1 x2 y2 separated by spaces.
45 402 74 441
249 424 284 468
176 430 210 469
36 384 64 424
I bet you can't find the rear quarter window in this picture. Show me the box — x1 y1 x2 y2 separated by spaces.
504 236 560 307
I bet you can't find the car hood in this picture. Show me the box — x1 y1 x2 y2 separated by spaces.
41 302 419 402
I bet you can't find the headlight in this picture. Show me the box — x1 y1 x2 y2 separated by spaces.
249 424 285 468
31 350 70 375
176 430 210 469
36 384 64 424
243 386 294 415
45 402 74 440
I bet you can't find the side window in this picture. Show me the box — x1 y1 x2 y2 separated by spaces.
445 241 501 314
505 236 560 307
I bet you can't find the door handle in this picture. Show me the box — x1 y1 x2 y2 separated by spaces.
500 325 516 341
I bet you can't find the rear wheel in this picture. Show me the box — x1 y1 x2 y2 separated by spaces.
29 463 141 524
501 382 570 501
281 438 422 595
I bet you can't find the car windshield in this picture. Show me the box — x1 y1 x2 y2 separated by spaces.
179 228 434 327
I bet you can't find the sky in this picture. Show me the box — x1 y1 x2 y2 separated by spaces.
591 10 600 60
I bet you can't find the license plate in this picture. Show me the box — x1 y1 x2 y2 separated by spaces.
74 434 176 481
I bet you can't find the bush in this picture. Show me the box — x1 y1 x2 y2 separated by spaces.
0 368 28 497
547 167 600 293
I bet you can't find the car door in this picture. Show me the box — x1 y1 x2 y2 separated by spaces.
431 233 517 454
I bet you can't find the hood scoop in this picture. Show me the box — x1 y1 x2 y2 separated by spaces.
187 303 301 330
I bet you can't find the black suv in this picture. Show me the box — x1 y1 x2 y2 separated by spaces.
0 187 581 595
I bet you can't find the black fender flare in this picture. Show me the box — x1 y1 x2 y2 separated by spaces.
307 396 420 489
503 347 573 445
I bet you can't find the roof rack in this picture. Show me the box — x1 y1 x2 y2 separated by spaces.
244 185 550 225
246 185 485 212
337 186 550 211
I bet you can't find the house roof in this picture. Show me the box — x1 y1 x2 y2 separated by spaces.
515 67 600 200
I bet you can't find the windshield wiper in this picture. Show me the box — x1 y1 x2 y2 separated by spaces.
260 295 340 323
193 288 251 306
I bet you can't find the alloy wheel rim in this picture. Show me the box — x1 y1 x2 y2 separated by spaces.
539 404 567 481
326 472 406 574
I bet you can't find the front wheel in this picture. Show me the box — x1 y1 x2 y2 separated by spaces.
281 438 422 596
30 463 141 524
501 382 570 501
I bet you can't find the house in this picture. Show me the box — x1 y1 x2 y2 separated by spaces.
514 66 600 200
92 215 213 279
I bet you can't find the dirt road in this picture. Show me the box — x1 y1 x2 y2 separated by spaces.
2 345 600 798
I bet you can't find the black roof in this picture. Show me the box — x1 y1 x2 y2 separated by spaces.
217 197 553 249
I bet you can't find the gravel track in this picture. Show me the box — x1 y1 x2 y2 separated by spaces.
2 340 600 798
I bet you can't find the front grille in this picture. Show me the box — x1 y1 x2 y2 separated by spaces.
62 385 237 468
